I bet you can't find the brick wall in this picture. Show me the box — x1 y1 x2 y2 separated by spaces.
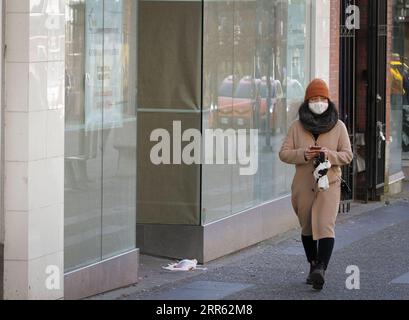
355 0 369 132
329 0 340 106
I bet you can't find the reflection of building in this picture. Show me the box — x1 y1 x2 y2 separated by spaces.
390 55 409 102
388 0 409 180
0 0 407 300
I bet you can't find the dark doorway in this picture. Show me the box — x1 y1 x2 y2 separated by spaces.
366 0 388 200
339 0 357 210
341 0 388 202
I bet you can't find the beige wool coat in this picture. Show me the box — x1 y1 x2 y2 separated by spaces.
279 119 353 240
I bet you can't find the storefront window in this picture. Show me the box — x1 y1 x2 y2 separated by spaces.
65 0 203 271
389 0 409 176
65 0 313 264
65 0 137 272
202 0 311 224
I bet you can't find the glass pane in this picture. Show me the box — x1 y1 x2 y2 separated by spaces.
231 0 259 213
65 0 103 272
202 0 234 223
65 0 138 272
101 0 138 259
284 0 308 193
202 0 309 224
389 0 408 174
258 0 291 203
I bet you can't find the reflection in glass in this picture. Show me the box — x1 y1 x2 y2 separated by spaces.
64 0 137 272
101 0 137 260
389 0 409 175
65 0 103 272
202 0 310 224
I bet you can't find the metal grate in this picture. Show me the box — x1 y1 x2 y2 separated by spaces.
339 0 357 213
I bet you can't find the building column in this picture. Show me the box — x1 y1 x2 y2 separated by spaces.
0 0 4 300
329 0 340 105
312 0 331 86
3 0 64 299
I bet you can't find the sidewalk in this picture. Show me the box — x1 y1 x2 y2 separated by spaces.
89 181 409 300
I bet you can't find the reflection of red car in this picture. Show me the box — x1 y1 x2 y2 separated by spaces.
211 76 260 129
232 77 260 128
210 76 291 132
215 75 234 128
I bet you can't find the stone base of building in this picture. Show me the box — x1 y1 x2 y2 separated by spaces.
0 243 3 300
388 171 407 195
136 197 298 263
64 249 139 300
402 160 409 182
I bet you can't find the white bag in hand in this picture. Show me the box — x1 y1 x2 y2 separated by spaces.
313 160 331 191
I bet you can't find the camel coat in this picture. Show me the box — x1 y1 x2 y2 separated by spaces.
279 120 353 240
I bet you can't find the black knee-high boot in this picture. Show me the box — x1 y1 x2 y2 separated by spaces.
317 238 335 270
301 235 318 263
302 235 318 285
310 238 335 290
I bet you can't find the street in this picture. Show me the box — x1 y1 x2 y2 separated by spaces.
90 183 409 300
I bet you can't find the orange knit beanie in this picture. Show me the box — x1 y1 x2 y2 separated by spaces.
304 79 330 101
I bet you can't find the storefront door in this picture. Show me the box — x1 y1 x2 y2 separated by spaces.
350 0 387 202
366 0 387 200
339 0 356 209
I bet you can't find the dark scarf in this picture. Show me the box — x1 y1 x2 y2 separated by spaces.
298 100 339 135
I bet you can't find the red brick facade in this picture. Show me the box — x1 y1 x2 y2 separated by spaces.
329 0 340 106
355 0 369 133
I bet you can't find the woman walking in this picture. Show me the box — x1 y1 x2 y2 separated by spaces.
279 79 353 290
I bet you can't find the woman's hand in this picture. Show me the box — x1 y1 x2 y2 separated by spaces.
320 147 330 160
304 146 319 161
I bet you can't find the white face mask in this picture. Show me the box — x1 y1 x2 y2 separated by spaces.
309 101 329 115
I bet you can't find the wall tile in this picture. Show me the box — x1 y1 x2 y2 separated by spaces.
5 62 29 111
6 0 30 13
29 110 47 160
5 112 29 161
29 62 48 111
28 251 64 300
4 211 29 260
29 12 48 62
47 61 65 110
3 260 29 300
6 13 29 62
46 108 64 158
5 161 29 211
29 203 63 260
28 157 64 210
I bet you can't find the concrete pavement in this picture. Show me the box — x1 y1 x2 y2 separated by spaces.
90 182 409 300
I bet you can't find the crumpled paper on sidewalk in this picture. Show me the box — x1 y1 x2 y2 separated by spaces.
162 259 207 272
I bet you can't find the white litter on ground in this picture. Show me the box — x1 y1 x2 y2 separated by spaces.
162 259 207 272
